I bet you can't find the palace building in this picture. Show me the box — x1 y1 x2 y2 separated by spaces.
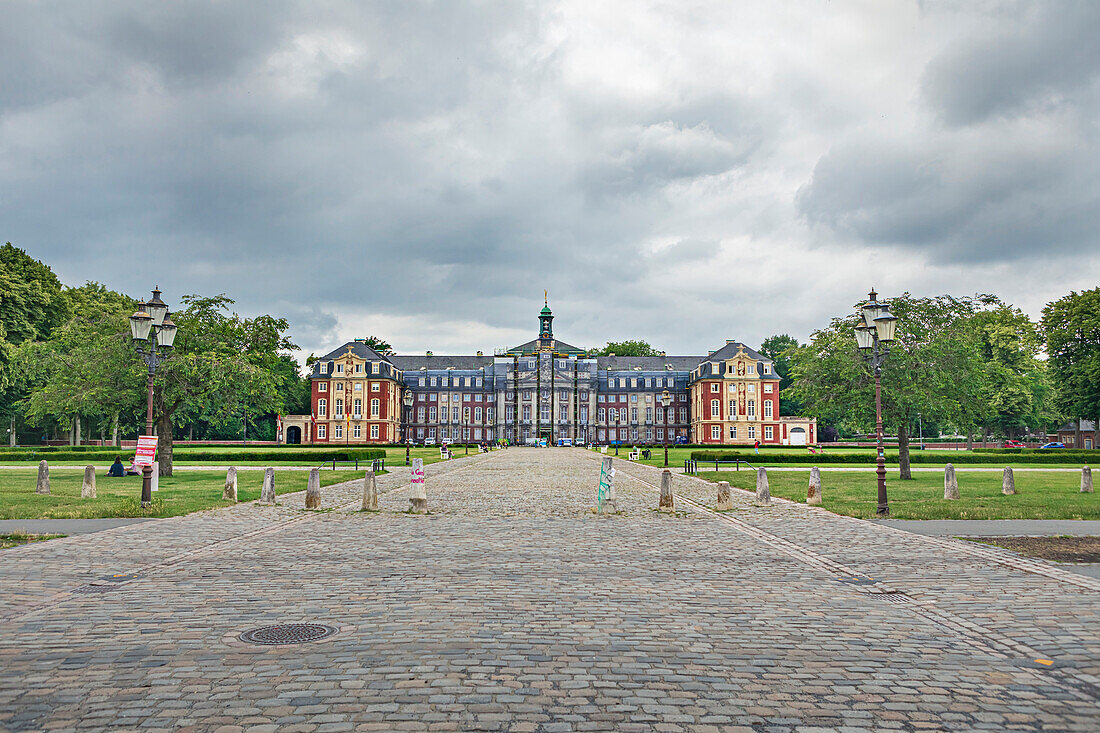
280 301 815 447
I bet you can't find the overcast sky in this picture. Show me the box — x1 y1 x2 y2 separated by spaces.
2 1 1098 359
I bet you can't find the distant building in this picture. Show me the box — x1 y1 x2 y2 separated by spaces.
1053 420 1097 449
280 300 815 446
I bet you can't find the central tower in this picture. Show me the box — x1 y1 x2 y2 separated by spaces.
538 294 554 350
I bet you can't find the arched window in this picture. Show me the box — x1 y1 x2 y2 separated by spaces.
710 399 720 418
317 398 327 417
370 398 380 417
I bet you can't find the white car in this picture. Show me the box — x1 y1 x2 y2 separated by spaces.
422 438 435 446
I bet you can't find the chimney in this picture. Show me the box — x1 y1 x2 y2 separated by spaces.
477 350 483 357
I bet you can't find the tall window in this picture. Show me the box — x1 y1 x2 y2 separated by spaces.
730 425 737 439
353 424 361 439
334 398 343 418
506 405 515 420
452 406 460 421
748 399 756 418
475 407 483 422
334 424 343 439
645 407 653 422
729 400 737 419
656 407 663 422
541 406 550 421
371 424 380 439
764 400 773 418
598 407 605 422
764 425 773 440
353 399 362 417
522 405 531 420
559 406 568 421
620 407 628 422
679 407 687 423
710 399 720 418
317 424 327 438
711 425 720 440
417 407 425 421
429 406 437 421
631 407 638 422
748 425 756 439
370 398 380 417
486 408 493 422
317 398 327 417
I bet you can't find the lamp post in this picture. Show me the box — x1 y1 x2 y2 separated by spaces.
463 407 470 455
917 412 924 450
614 407 620 456
403 389 413 466
853 289 897 516
661 389 671 467
128 288 178 508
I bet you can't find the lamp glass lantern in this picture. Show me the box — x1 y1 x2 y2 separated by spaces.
129 306 153 342
156 313 178 348
660 389 671 408
403 390 414 408
146 288 168 326
874 311 898 343
854 325 875 350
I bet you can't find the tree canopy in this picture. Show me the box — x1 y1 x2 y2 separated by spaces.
1042 288 1100 438
596 340 662 357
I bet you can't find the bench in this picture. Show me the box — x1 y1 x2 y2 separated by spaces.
627 450 640 461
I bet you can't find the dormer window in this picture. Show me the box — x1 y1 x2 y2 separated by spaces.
336 363 344 374
320 362 328 374
355 363 362 373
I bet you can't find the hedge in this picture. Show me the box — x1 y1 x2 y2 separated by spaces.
689 450 1098 465
0 448 386 463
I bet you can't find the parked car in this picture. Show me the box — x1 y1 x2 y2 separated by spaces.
1003 440 1026 448
1039 442 1066 449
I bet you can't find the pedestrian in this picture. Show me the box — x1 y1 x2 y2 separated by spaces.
754 439 760 455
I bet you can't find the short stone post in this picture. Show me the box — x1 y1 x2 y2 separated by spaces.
36 460 50 495
1002 466 1016 495
409 458 427 513
362 470 378 511
658 469 674 512
806 466 822 505
305 468 322 509
150 461 159 493
259 467 276 504
715 481 733 511
81 465 96 499
943 463 960 500
755 468 771 506
223 467 238 502
1082 466 1093 494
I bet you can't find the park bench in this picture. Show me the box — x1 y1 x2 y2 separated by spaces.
683 458 755 474
627 449 640 461
439 447 452 460
600 446 608 454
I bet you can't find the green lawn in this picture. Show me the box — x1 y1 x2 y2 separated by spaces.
1 532 66 549
704 469 1099 520
0 469 352 520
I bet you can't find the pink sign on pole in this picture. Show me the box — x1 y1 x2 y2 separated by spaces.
135 435 158 467
411 464 425 484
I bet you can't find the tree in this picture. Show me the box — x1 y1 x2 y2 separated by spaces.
1042 288 1100 447
759 334 801 415
360 336 392 354
597 340 662 356
789 294 987 479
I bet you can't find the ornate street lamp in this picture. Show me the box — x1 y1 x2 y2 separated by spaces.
129 288 177 508
854 288 897 516
614 406 620 456
661 389 671 467
403 389 413 466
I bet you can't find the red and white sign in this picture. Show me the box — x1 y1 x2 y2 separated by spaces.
135 435 159 467
411 466 425 485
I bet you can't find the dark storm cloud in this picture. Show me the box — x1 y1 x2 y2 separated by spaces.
2 1 1098 356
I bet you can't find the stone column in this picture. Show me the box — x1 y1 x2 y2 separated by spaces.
1082 466 1093 494
259 467 276 504
409 458 427 513
716 481 733 511
1002 466 1016 495
150 461 159 493
36 460 49 495
223 467 238 502
658 469 674 512
81 465 96 499
806 466 822 505
305 467 322 509
755 467 771 506
944 463 960 500
362 470 378 511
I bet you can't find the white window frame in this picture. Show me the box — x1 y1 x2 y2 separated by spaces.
317 424 327 438
711 425 720 440
370 424 379 439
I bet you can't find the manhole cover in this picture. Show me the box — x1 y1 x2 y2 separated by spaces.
238 624 339 646
73 584 118 594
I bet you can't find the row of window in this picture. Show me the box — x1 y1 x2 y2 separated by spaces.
597 407 688 423
594 428 685 441
709 399 774 419
415 392 491 402
414 406 495 422
315 398 382 418
709 382 774 394
316 423 381 439
415 427 494 440
317 381 382 393
708 425 774 440
319 361 383 375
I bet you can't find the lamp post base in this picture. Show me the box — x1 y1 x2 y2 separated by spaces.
141 465 153 508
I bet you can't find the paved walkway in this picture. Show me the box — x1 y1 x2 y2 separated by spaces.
0 448 1098 731
874 519 1100 536
0 518 154 536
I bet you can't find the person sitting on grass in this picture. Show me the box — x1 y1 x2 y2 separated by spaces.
107 456 125 477
126 457 140 476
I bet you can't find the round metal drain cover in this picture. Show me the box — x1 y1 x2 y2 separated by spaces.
238 624 338 646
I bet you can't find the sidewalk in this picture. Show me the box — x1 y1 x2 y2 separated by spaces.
0 518 155 536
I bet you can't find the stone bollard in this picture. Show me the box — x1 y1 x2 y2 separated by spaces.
150 461 159 493
81 465 96 499
305 468 322 509
1002 466 1016 495
597 456 618 513
807 466 822 506
259 467 276 504
943 463 960 500
716 481 733 511
223 467 238 502
36 460 50 495
658 469 674 512
755 468 771 506
362 470 378 511
1083 466 1093 494
409 458 427 513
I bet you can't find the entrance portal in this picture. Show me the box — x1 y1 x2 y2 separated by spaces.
789 427 807 446
286 426 302 444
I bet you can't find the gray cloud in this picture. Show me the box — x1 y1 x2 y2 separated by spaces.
2 1 1098 358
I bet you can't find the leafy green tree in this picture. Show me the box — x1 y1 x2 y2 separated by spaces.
789 294 986 479
597 340 662 356
759 334 801 415
1042 288 1100 447
359 336 392 354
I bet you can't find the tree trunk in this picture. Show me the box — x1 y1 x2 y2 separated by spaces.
898 421 912 480
112 414 119 447
9 416 15 447
74 414 81 446
966 430 973 451
157 411 174 477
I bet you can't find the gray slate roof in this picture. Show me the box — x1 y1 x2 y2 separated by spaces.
389 355 495 371
597 356 704 372
506 338 588 355
703 341 769 364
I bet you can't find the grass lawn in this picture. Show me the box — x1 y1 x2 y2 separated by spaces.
704 469 1100 520
1 532 66 549
0 469 352 520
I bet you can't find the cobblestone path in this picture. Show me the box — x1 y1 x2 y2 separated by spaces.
1 448 1098 732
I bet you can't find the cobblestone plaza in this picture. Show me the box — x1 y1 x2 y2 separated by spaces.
1 449 1098 731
